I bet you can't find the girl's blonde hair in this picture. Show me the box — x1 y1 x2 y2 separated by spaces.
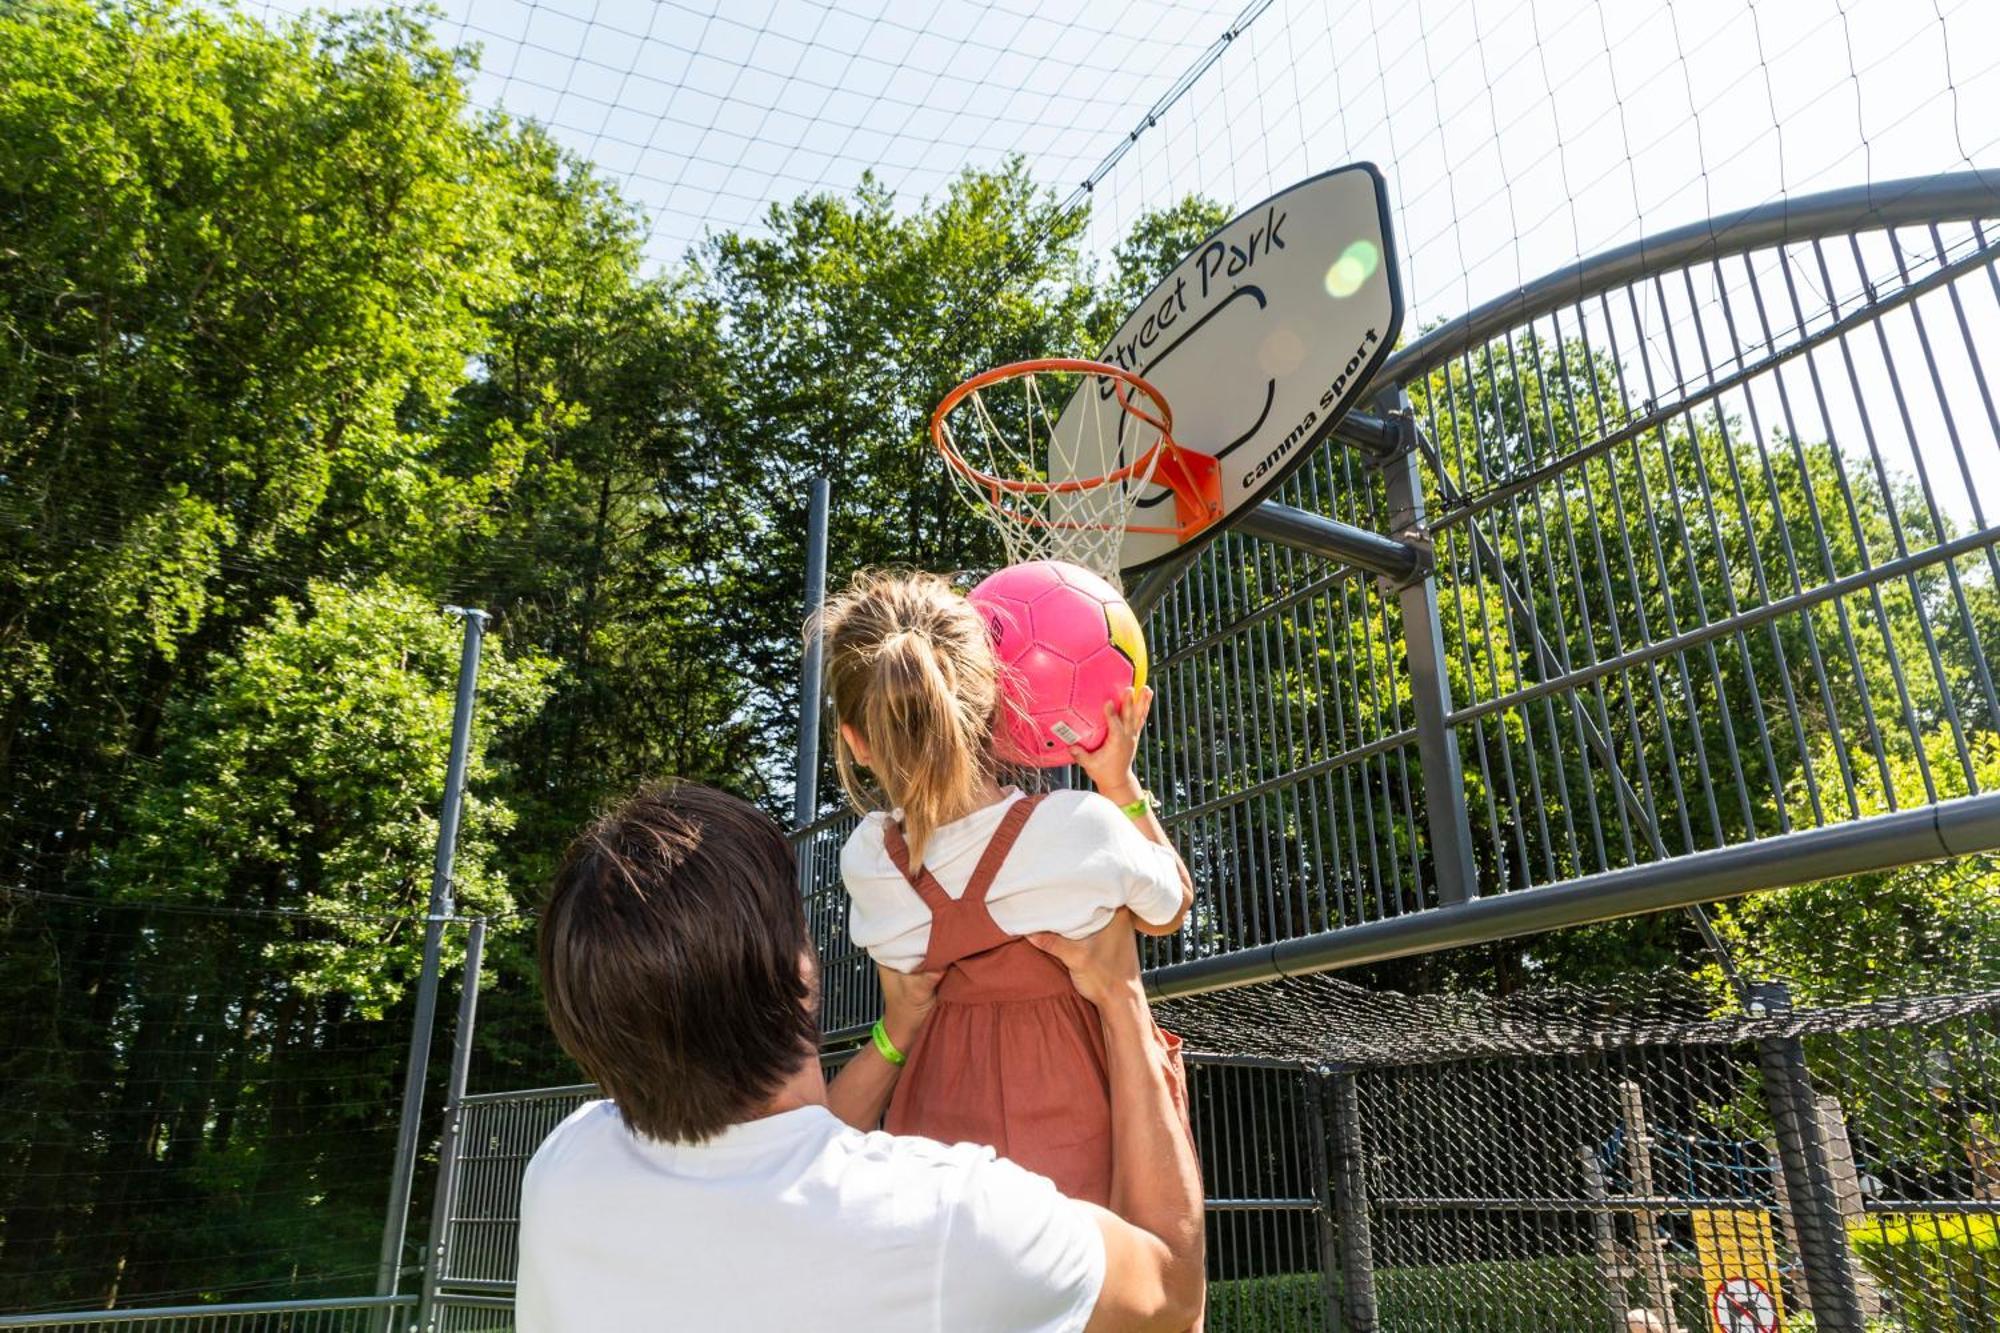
817 569 1000 865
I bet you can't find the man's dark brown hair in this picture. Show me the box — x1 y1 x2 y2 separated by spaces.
539 782 818 1143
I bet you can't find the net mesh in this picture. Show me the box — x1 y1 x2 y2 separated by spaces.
934 361 1176 583
0 889 470 1314
238 0 2000 361
1143 906 2000 1332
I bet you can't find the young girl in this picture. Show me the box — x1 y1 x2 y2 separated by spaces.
821 568 1194 1207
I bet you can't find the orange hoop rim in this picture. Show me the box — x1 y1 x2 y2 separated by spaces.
929 357 1181 496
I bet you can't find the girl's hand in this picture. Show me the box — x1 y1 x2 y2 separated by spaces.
1070 685 1152 806
876 963 943 1052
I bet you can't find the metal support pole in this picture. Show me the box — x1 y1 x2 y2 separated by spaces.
794 477 831 838
1377 392 1478 905
1331 409 1401 458
377 607 488 1310
1231 501 1423 583
1326 1070 1378 1332
1751 981 1867 1332
1305 1072 1343 1331
418 916 486 1332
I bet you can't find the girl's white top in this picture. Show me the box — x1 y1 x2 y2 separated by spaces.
841 787 1186 974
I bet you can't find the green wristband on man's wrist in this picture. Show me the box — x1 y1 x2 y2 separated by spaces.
870 1018 906 1067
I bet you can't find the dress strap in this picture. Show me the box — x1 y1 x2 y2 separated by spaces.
961 793 1046 909
879 821 955 914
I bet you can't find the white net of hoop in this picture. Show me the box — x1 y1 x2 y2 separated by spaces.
934 363 1172 586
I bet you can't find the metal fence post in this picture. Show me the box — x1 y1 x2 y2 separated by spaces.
1751 980 1867 1332
1375 389 1477 906
377 607 488 1315
1326 1068 1378 1332
1616 1079 1675 1321
794 477 831 841
417 916 486 1332
1304 1070 1342 1331
1579 1145 1631 1333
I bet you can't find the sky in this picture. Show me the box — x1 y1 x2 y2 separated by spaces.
240 0 2000 525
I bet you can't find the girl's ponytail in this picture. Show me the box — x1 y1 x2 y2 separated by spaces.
819 571 1000 864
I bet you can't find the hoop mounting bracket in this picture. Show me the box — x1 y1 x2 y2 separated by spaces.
1156 445 1223 537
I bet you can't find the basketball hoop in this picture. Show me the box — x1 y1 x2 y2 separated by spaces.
930 357 1221 584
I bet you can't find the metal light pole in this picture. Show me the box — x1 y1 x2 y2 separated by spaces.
417 916 487 1331
376 606 489 1314
793 478 832 840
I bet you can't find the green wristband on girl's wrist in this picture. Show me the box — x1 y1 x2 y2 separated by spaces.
1118 790 1156 820
870 1018 907 1066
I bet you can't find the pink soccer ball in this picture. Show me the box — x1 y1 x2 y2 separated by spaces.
969 560 1149 768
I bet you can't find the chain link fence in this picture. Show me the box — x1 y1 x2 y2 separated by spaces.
1156 913 2000 1332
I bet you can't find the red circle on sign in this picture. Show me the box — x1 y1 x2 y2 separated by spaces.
1710 1276 1779 1333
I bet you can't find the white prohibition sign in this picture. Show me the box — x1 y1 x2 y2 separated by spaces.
1711 1277 1780 1333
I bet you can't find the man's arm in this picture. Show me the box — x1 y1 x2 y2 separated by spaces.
1030 912 1205 1333
824 963 939 1130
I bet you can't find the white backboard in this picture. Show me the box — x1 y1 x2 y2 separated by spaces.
1051 164 1404 576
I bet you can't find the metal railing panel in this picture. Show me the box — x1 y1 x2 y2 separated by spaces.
793 812 872 1037
433 1092 596 1290
0 1297 412 1332
1417 213 2000 902
1102 175 2000 989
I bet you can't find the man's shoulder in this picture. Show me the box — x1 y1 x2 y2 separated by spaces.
833 1122 1002 1195
845 1129 1103 1320
819 1123 1088 1237
522 1098 622 1185
855 1132 1096 1252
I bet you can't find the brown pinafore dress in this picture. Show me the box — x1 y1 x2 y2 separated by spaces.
880 792 1192 1208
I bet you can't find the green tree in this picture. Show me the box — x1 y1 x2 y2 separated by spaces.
0 0 583 1307
0 0 525 898
0 2 1238 1307
0 581 550 1308
112 581 553 999
684 164 1100 777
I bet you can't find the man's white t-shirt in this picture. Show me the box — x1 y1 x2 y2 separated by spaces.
516 1100 1105 1332
843 788 1184 974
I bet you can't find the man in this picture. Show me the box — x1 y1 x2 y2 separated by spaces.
518 782 1205 1332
